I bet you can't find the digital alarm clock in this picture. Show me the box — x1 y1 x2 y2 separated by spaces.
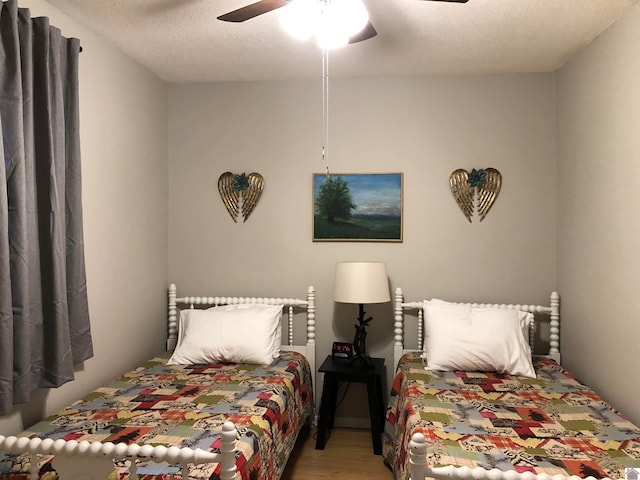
331 341 354 358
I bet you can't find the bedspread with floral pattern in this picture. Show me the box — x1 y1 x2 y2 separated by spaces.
383 353 640 480
0 351 313 480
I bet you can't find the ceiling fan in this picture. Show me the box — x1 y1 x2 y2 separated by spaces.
217 0 469 44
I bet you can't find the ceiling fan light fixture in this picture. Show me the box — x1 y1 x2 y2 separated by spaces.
327 0 369 38
280 0 317 40
317 24 349 50
280 0 369 49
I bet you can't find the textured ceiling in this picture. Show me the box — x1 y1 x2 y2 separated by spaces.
45 0 638 83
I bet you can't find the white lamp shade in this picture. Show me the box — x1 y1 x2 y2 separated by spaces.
334 262 390 304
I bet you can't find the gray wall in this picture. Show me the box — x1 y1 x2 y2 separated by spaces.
557 2 640 424
167 75 558 424
0 0 169 435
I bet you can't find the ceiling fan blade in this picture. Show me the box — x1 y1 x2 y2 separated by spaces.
349 21 377 44
217 0 289 22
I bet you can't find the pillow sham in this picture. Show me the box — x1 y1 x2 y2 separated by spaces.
423 300 536 378
168 304 283 365
212 303 283 358
426 298 534 345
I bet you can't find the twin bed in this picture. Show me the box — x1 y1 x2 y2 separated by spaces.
384 288 640 480
0 284 317 480
2 284 639 480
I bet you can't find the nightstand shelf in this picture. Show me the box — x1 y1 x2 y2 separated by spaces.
315 355 385 455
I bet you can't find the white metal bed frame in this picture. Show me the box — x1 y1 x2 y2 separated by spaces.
390 288 618 480
0 284 317 480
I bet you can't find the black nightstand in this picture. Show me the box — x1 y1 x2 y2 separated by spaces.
315 355 385 454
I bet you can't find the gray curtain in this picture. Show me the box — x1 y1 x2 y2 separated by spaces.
0 0 93 416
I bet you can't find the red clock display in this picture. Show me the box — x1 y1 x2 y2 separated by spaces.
332 342 354 358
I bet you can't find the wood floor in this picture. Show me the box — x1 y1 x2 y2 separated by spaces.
281 427 393 479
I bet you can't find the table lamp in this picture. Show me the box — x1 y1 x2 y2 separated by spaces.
334 261 390 366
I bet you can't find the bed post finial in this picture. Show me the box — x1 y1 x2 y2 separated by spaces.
549 291 560 363
219 422 238 480
409 432 427 480
167 284 178 351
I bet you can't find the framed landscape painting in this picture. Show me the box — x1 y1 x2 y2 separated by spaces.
313 173 403 242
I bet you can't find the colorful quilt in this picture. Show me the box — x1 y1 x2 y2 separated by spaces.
383 353 640 480
0 351 313 480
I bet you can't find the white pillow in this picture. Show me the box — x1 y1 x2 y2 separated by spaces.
426 298 472 322
168 304 283 365
423 301 536 378
211 303 283 358
426 299 534 345
424 298 533 345
518 310 534 345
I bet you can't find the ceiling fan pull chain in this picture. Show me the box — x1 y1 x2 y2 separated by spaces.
322 48 330 178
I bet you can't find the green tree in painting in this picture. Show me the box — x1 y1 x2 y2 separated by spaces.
315 176 356 222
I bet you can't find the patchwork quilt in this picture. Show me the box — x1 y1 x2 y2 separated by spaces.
383 353 640 480
0 351 313 480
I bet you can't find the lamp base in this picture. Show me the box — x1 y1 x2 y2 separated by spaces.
346 352 373 368
349 303 373 368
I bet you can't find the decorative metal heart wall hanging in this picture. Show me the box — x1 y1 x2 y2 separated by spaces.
218 172 264 223
449 168 502 222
